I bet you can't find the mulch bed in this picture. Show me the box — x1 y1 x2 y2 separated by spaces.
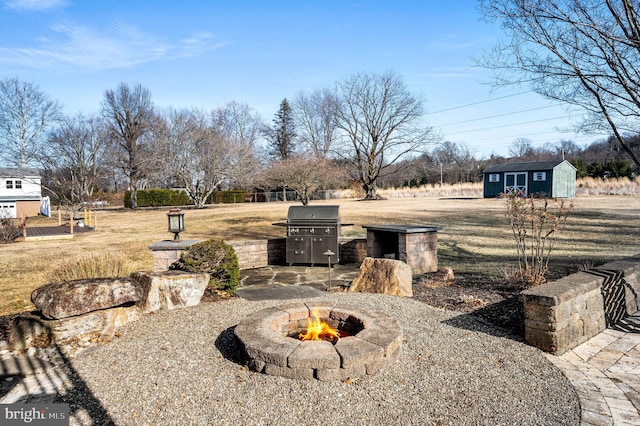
412 273 525 337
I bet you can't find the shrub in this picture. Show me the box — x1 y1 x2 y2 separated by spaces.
124 189 193 208
45 251 132 282
207 190 248 204
170 239 240 294
0 216 27 244
504 193 573 287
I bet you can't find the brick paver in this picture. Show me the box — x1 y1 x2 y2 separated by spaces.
546 313 640 426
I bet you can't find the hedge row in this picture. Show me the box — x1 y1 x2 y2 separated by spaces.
124 189 248 207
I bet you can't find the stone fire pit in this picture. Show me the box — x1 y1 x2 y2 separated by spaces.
234 302 403 381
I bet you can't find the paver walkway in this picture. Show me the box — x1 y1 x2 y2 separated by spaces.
546 312 640 426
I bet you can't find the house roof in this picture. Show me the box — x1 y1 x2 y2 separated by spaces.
483 160 575 174
0 167 40 178
0 195 41 201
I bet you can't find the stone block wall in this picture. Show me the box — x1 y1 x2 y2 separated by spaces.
267 238 286 265
398 233 438 274
227 239 270 269
151 237 369 272
339 237 367 264
522 255 640 355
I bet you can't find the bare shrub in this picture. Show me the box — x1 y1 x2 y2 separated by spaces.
504 194 573 287
0 216 26 244
458 294 487 308
45 251 132 283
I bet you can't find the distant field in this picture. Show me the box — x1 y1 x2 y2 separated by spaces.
1 194 639 316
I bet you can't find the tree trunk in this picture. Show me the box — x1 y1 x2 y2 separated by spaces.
363 182 378 200
129 187 138 209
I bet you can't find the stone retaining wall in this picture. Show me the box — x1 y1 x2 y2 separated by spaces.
150 238 367 272
522 255 640 355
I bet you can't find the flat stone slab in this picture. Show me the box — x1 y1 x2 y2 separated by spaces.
235 285 325 301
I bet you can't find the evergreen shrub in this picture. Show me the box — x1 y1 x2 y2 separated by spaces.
170 239 240 294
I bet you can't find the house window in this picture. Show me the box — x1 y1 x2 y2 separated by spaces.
15 180 22 189
5 180 13 189
533 172 546 181
488 174 500 183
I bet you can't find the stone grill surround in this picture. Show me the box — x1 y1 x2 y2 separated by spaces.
234 303 403 381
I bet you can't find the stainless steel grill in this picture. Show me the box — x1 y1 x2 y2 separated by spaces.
274 205 342 265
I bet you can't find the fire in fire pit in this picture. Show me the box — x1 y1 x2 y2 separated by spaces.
234 303 403 381
297 309 342 343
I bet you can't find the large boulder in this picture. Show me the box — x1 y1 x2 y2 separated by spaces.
9 305 142 353
349 257 413 297
130 270 210 313
31 278 142 320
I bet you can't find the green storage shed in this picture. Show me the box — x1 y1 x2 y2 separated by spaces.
483 160 576 198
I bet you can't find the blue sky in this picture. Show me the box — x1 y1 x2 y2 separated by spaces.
0 0 610 158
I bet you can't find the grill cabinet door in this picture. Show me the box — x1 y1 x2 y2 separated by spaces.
310 226 339 265
286 235 312 265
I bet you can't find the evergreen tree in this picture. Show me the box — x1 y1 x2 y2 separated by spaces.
266 98 297 160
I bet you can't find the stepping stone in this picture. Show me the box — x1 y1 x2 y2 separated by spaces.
235 285 325 301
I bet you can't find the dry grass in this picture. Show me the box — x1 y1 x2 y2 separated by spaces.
44 250 134 283
1 192 639 317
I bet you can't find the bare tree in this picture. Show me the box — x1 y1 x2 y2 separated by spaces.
478 0 640 167
40 114 107 213
213 101 263 189
264 155 344 205
432 141 480 183
293 88 340 158
156 108 244 208
101 83 155 209
509 138 534 159
0 77 62 168
334 71 438 199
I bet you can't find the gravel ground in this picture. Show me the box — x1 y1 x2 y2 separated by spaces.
61 293 579 425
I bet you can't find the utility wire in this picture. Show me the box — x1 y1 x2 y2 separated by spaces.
427 90 535 114
445 116 576 136
437 104 559 127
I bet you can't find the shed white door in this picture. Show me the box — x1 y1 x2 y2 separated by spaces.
505 172 527 196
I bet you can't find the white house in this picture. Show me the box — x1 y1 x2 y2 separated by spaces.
0 168 42 218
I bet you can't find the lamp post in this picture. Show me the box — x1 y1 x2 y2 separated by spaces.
167 208 185 242
323 250 335 290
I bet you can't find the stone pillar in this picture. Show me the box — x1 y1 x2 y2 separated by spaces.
398 232 438 274
148 239 201 272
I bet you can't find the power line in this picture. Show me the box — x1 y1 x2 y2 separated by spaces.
444 116 575 136
427 90 535 114
437 104 559 127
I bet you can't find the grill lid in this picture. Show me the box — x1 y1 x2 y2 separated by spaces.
287 205 339 222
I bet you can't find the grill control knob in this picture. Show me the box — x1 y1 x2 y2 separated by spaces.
324 228 330 233
309 228 314 234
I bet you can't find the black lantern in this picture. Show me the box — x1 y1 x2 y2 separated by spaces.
167 208 185 241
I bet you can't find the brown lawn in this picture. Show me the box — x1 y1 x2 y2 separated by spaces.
1 195 639 316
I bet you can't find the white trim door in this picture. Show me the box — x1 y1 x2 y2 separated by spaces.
505 172 528 196
0 202 17 218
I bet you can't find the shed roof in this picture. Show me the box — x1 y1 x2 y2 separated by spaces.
483 160 574 174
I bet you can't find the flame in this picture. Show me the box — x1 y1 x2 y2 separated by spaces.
299 309 341 342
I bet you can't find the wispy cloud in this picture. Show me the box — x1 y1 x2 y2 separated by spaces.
3 0 68 11
425 34 476 51
0 23 228 70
